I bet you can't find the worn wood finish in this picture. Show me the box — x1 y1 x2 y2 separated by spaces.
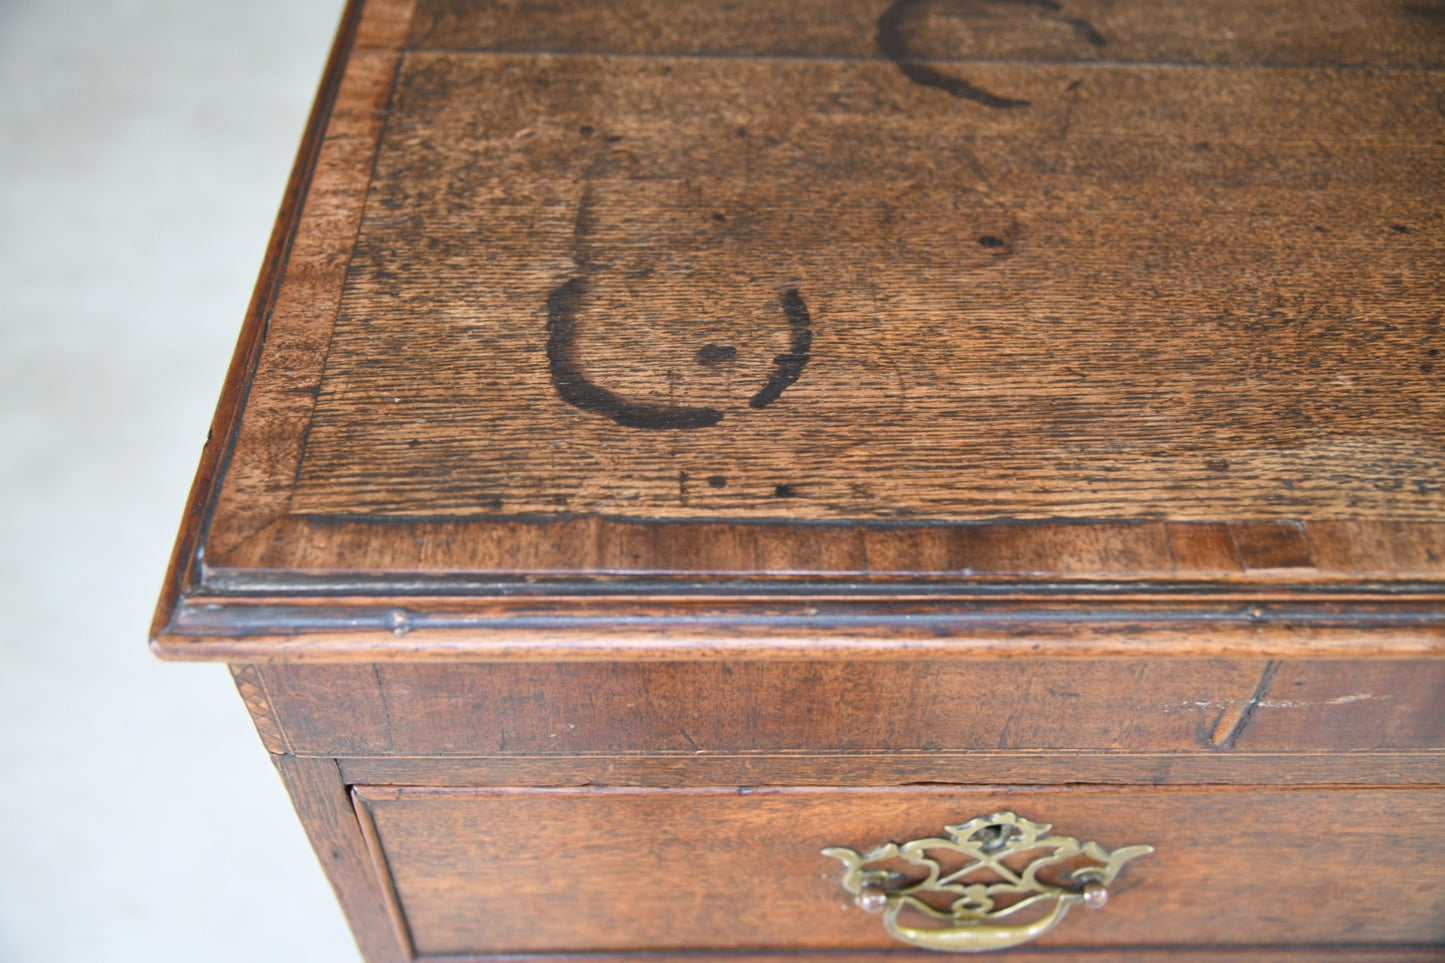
142 0 1444 645
148 0 373 641
353 785 1445 954
407 0 1445 67
291 54 1441 523
351 785 418 961
208 517 1445 582
252 659 1445 757
157 1 1444 959
229 664 289 755
161 595 1445 662
190 0 418 572
152 0 1445 660
272 754 410 963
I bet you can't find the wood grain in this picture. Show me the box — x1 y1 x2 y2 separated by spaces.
407 0 1445 68
272 754 409 963
158 595 1445 662
148 0 374 640
290 52 1443 523
353 785 1445 953
351 785 417 960
156 4 1445 961
207 515 1445 581
164 0 1445 596
229 663 289 755
252 659 1445 757
199 0 417 565
338 750 1445 789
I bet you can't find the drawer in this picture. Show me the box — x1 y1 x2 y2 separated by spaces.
351 785 1445 957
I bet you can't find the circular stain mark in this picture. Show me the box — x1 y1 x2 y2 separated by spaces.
748 289 812 409
545 277 723 429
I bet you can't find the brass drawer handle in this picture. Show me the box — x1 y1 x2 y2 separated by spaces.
824 811 1152 953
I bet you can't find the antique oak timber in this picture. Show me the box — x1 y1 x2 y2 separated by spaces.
153 0 1445 959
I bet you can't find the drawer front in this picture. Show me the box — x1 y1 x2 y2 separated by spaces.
353 786 1445 957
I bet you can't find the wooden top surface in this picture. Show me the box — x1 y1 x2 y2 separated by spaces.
154 0 1445 660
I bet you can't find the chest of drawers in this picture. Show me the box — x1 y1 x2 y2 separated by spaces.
154 0 1445 959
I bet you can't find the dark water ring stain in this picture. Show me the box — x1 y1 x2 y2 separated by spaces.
878 0 1105 109
749 289 813 409
878 0 1029 109
546 277 723 429
546 280 814 429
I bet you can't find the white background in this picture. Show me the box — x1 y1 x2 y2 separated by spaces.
0 1 361 959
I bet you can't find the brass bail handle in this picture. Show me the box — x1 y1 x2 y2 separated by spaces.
824 812 1152 953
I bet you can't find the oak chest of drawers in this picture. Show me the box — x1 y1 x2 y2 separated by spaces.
154 0 1445 959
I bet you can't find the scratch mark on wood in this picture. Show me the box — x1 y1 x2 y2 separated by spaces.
1209 660 1282 750
370 664 397 753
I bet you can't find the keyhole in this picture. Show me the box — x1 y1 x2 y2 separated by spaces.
973 823 1014 852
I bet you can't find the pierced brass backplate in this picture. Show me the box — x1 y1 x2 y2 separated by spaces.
824 812 1152 953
